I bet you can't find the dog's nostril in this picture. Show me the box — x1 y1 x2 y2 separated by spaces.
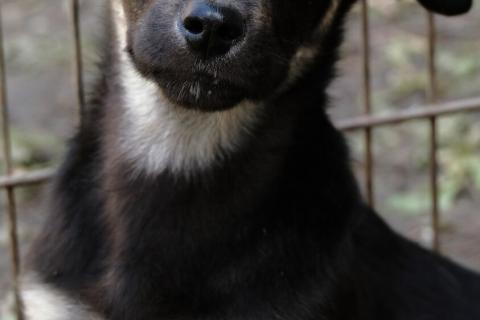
180 1 245 59
217 24 243 42
183 17 204 35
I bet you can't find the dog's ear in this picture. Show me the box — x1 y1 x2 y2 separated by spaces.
416 0 473 16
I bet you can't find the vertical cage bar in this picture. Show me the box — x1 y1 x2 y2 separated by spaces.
0 4 24 320
71 0 85 125
361 0 375 206
426 12 440 252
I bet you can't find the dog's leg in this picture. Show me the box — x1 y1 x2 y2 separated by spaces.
21 276 103 320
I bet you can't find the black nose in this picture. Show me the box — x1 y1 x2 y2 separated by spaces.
180 1 245 59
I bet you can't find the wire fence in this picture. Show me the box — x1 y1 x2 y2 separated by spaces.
0 1 479 319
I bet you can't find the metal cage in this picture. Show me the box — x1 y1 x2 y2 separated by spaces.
0 1 479 319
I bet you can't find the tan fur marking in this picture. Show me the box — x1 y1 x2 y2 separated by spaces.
281 0 342 91
319 0 341 34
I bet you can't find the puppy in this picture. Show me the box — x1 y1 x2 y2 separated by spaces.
23 0 478 319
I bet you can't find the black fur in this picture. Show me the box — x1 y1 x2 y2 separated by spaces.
27 0 479 319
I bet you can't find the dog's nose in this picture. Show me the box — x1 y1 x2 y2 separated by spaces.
180 2 245 58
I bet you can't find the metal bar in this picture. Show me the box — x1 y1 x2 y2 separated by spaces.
361 0 375 206
0 97 477 190
0 3 24 320
0 168 55 188
0 97 477 191
71 0 85 126
426 12 440 252
1 97 476 191
337 96 480 131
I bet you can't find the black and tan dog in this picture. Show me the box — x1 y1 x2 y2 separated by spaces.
22 0 478 319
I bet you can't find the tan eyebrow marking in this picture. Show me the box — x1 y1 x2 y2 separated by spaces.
319 0 341 34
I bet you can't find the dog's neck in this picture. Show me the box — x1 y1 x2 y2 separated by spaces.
109 2 262 177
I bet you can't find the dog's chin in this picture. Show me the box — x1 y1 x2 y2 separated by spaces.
163 85 245 111
154 75 249 112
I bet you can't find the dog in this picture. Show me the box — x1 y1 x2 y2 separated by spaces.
21 0 479 319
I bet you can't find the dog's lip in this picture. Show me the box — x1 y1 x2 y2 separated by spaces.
152 68 248 93
191 72 224 85
149 68 249 110
155 68 239 85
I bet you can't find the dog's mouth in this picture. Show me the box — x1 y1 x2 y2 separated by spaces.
151 70 249 111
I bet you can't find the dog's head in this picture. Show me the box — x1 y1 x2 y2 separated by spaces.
117 0 472 111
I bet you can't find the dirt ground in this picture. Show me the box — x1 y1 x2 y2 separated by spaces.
1 0 480 315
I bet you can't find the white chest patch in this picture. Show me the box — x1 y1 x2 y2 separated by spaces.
21 279 103 320
111 1 261 177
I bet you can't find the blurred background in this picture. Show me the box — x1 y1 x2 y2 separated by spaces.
0 0 479 317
